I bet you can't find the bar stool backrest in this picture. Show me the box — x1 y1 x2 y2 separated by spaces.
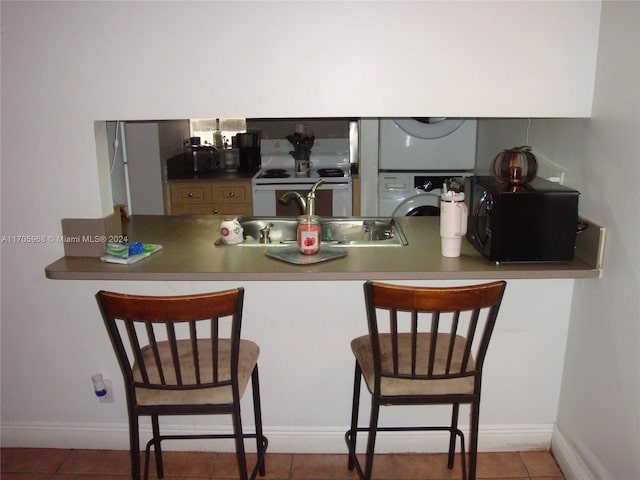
97 289 244 399
364 281 507 396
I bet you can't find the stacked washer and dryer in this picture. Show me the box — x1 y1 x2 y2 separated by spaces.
378 118 477 216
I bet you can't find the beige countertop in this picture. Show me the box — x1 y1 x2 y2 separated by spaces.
45 215 602 281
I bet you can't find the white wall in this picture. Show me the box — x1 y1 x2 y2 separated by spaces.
547 3 639 479
1 278 574 455
5 0 632 473
474 3 640 479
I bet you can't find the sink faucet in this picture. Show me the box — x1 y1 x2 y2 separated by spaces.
259 223 274 244
305 179 325 216
279 191 307 214
279 179 325 216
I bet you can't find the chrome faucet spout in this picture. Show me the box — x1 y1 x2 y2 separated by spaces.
259 223 274 244
279 179 325 216
305 179 325 216
279 191 307 214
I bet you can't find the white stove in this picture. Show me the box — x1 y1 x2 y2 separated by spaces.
252 138 353 216
254 139 352 182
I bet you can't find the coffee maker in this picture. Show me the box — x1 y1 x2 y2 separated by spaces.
236 131 261 173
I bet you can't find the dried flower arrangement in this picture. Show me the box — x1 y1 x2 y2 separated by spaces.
286 124 315 160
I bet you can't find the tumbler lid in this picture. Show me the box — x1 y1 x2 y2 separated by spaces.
441 191 465 202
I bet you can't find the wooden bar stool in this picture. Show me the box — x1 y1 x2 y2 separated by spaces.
96 288 268 480
345 281 507 480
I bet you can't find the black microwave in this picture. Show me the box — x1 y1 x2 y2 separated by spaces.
465 176 580 263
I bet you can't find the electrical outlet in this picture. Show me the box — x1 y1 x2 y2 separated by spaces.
99 379 114 403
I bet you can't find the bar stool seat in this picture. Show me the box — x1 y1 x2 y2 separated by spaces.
351 332 476 397
133 338 259 406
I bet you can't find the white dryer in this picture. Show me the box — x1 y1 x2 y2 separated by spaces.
379 118 477 171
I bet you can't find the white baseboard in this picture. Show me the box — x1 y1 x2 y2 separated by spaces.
2 421 553 454
551 425 597 480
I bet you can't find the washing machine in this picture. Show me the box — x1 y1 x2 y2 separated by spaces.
379 173 468 216
378 118 476 216
379 118 477 171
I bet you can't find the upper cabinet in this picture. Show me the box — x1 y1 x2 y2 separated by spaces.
10 1 602 121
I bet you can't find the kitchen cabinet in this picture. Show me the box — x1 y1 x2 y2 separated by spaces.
212 181 252 216
169 182 214 215
169 180 252 216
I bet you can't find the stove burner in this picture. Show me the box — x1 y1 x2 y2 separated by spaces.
317 168 345 178
261 169 290 178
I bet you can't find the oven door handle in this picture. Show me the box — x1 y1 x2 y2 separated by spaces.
252 183 351 190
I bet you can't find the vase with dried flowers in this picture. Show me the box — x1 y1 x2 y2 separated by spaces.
286 124 315 177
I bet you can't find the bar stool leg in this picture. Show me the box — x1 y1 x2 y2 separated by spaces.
347 361 362 471
251 366 266 476
151 415 163 478
232 408 249 480
363 397 381 480
129 413 141 480
448 404 460 469
468 400 480 480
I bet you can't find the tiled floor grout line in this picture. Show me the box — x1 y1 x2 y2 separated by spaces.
57 448 74 475
288 452 295 480
518 452 531 479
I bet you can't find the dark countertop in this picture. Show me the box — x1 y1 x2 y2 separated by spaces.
165 152 257 182
45 215 603 281
167 171 256 182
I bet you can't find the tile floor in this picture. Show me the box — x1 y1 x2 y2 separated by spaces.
1 448 565 480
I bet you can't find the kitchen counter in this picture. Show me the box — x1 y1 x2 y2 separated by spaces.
45 215 602 281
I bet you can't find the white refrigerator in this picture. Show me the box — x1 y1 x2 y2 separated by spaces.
109 120 189 215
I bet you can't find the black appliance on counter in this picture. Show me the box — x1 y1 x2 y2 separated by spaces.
188 144 218 173
465 176 580 263
236 131 261 173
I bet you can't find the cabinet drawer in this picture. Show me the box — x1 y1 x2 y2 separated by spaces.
213 182 251 203
170 184 213 205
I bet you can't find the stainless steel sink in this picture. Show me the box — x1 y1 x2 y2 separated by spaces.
235 216 408 246
321 218 408 246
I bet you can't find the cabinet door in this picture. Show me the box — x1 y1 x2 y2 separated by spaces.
172 205 216 215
